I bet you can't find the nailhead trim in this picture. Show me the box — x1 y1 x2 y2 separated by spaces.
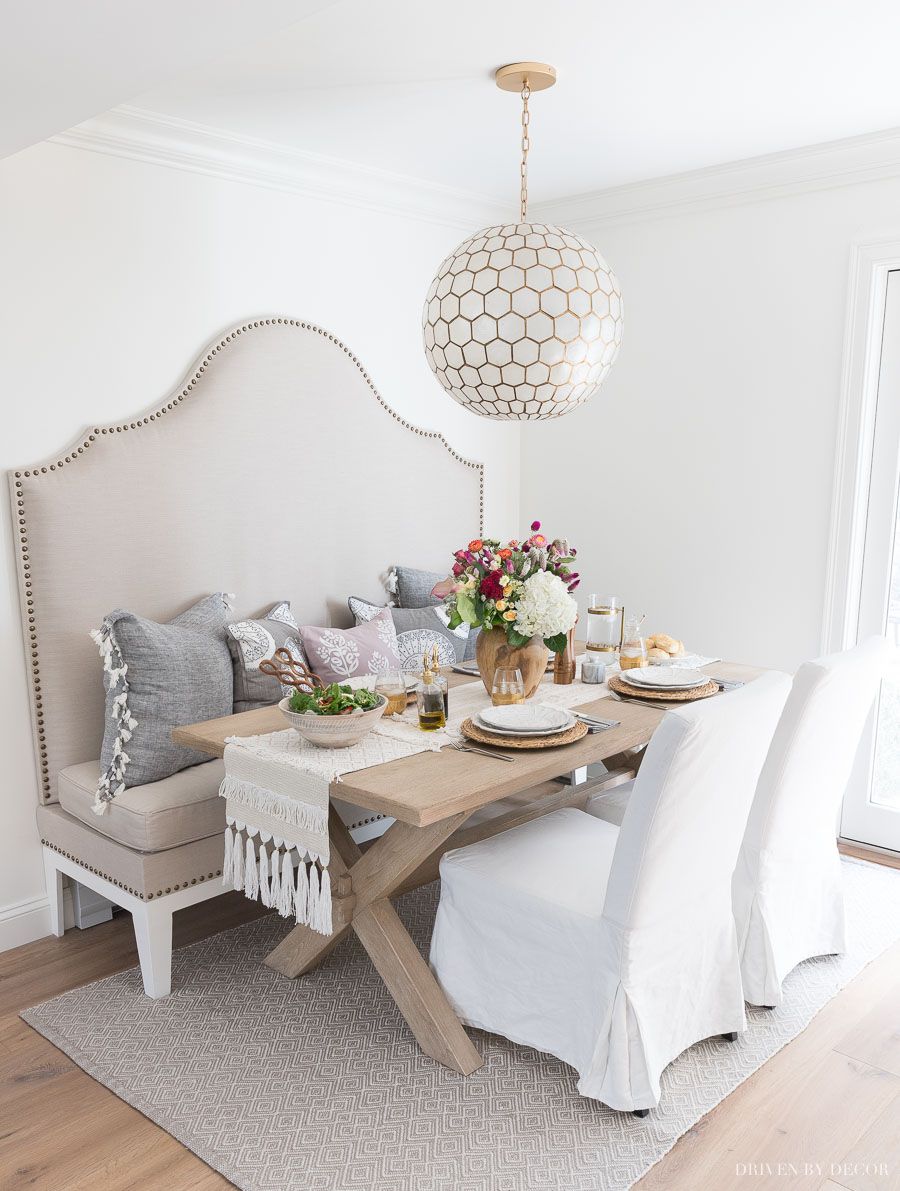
17 319 485 801
41 839 222 901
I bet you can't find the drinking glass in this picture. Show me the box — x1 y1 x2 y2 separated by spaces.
491 668 525 706
375 671 409 716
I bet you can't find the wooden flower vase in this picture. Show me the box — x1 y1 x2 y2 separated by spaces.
475 627 548 699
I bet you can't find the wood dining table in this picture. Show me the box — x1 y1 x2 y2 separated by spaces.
172 659 764 1077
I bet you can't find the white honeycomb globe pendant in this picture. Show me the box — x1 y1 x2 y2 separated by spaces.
423 222 623 420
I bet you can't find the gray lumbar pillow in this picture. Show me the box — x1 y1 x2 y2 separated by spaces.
225 601 310 713
348 595 469 669
91 593 233 813
389 564 480 662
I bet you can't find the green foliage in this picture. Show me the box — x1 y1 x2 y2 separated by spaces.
456 591 479 626
289 682 381 716
544 633 568 655
506 629 530 648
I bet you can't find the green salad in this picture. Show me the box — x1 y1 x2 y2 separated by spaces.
288 683 381 716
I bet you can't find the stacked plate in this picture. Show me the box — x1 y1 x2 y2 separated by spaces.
474 702 576 738
618 665 707 692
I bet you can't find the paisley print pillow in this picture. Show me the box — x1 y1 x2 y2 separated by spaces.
348 596 468 669
226 601 310 712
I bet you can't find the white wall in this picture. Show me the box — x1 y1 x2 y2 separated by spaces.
0 138 520 947
524 173 900 674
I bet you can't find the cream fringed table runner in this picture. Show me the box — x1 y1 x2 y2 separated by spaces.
220 657 721 934
219 715 446 935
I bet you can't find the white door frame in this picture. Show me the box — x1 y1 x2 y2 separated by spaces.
824 237 900 851
823 237 900 653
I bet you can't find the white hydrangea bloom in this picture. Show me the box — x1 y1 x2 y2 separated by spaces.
513 571 578 639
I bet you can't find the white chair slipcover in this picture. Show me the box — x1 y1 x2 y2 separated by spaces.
430 671 791 1112
733 637 890 1007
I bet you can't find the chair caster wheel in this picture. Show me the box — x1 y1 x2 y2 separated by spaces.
720 1031 739 1042
633 1108 650 1118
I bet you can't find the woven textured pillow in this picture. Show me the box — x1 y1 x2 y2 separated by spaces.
299 607 403 683
92 593 233 811
348 596 469 669
391 565 480 662
226 601 310 713
391 564 444 609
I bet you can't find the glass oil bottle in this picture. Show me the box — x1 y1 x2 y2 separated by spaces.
417 652 446 731
431 645 449 719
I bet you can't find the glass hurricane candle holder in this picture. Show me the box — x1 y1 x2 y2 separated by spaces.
587 594 624 657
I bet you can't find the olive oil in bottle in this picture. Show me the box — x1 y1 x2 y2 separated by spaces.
417 652 446 731
431 645 449 719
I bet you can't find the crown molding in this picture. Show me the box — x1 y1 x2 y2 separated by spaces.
50 105 510 233
533 127 900 229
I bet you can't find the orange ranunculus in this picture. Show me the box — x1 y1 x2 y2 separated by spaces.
502 609 517 621
468 539 484 551
498 548 512 559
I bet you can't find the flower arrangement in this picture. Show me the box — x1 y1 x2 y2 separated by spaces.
431 521 579 653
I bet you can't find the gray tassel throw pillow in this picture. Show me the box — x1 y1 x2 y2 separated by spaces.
91 592 233 813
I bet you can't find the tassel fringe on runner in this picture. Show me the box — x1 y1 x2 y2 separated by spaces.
223 822 333 935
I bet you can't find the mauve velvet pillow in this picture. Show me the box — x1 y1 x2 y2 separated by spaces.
299 607 403 683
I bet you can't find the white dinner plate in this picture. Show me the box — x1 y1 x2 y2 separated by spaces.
479 703 573 732
474 710 576 737
620 666 706 690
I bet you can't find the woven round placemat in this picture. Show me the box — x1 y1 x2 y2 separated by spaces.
460 716 589 750
609 674 720 702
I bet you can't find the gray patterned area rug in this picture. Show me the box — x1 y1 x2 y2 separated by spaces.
22 858 900 1191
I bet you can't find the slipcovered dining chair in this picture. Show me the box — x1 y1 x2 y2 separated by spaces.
429 671 791 1114
732 636 890 1008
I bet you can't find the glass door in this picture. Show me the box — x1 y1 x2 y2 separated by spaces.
840 270 900 851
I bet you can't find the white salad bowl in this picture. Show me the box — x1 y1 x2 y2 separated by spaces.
278 694 388 749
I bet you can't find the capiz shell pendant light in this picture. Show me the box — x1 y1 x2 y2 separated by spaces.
423 63 623 421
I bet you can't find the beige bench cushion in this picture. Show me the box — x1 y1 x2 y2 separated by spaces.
58 759 225 852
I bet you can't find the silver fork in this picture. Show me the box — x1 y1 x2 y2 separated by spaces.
607 691 673 710
447 738 515 762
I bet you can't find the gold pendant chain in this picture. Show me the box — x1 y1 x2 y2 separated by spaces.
520 81 531 222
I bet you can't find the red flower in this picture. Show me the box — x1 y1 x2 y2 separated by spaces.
479 573 504 600
468 539 483 551
498 548 512 559
530 520 541 531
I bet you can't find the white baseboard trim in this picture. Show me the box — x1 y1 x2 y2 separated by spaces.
0 886 74 952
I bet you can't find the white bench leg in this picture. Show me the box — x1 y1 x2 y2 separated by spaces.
42 847 65 938
132 902 173 998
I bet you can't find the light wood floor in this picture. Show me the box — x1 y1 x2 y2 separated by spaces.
1 852 898 1191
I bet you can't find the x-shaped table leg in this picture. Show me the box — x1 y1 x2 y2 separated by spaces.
264 804 483 1075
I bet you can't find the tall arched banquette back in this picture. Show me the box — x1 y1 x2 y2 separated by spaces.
9 317 484 803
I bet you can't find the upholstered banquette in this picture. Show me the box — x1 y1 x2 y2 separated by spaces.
10 316 482 995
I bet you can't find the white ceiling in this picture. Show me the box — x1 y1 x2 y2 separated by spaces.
0 0 331 160
125 0 900 202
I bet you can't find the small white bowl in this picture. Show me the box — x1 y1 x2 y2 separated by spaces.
278 694 387 749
